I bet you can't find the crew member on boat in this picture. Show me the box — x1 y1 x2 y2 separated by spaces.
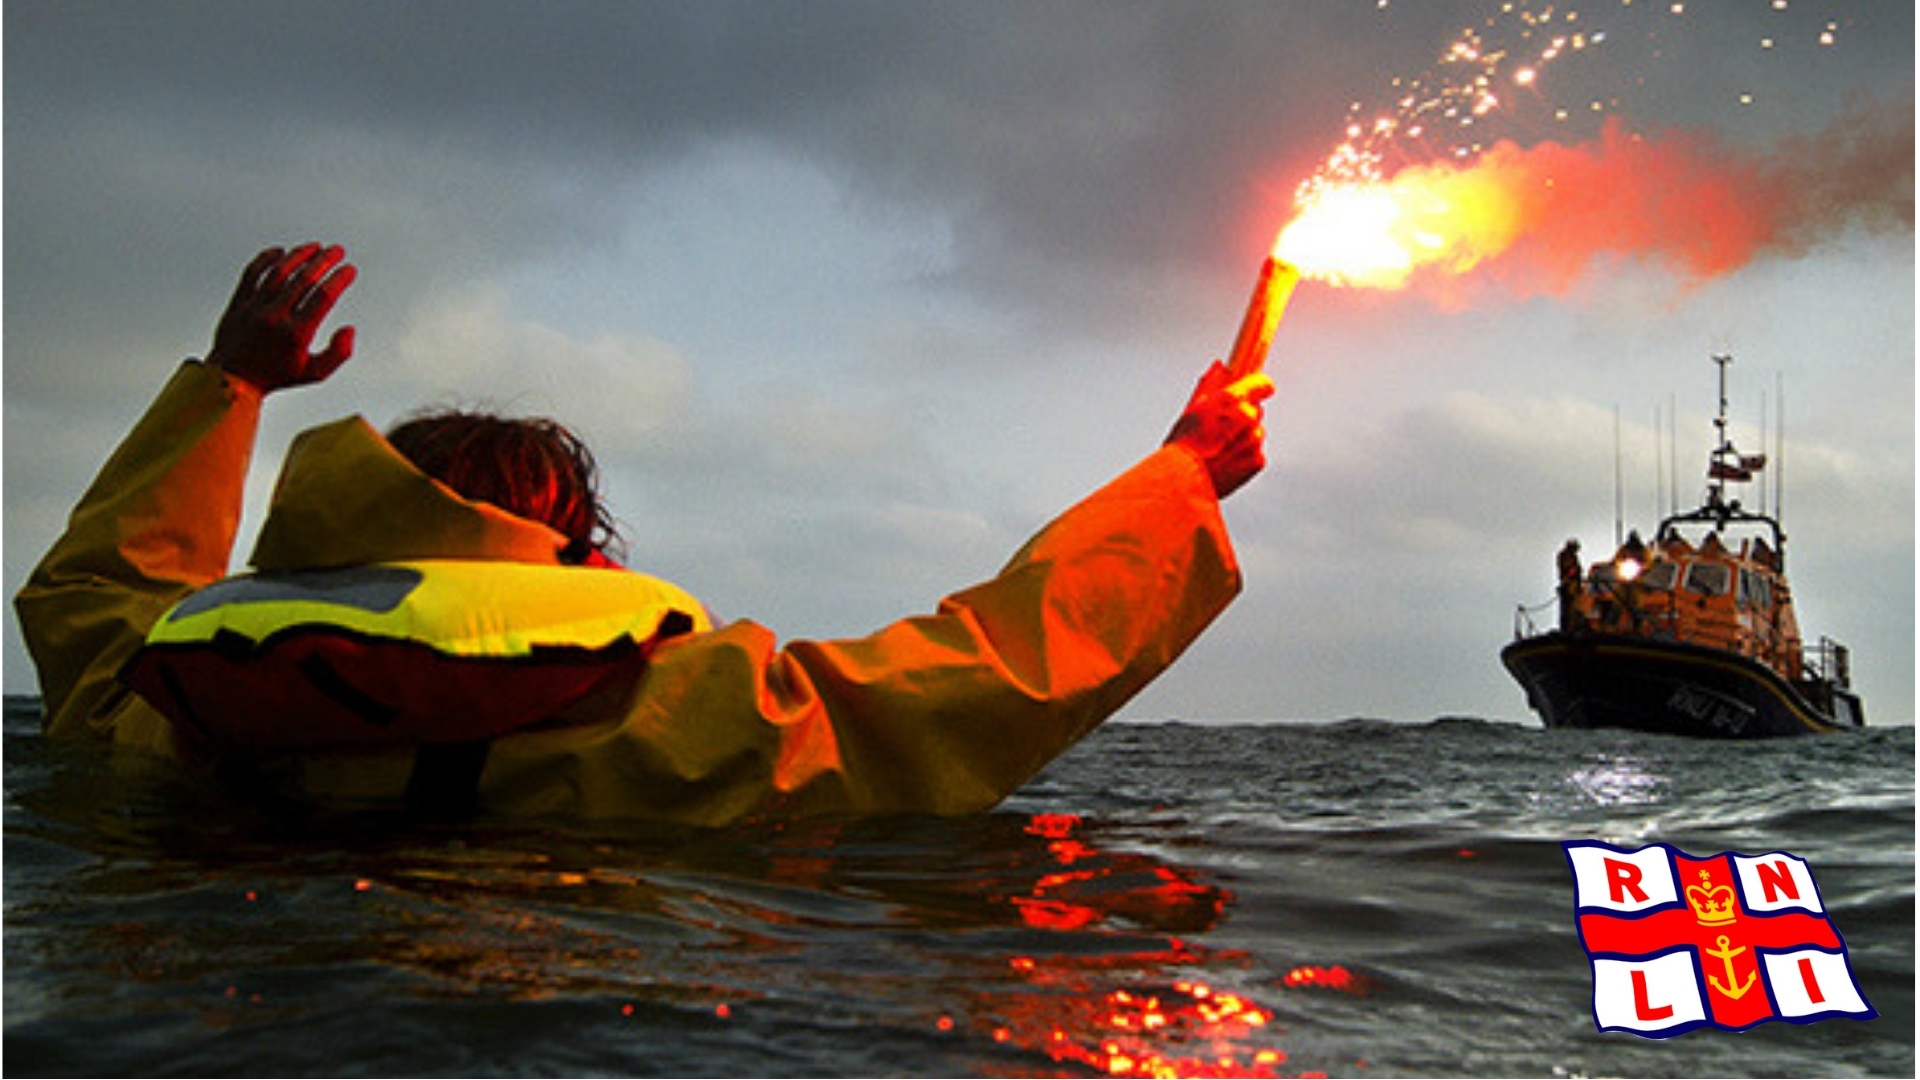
1556 539 1582 630
15 243 1276 824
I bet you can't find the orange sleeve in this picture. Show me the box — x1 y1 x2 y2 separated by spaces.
483 445 1243 823
14 362 263 742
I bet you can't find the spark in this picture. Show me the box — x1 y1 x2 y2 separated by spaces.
1297 0 1852 193
1270 0 1862 294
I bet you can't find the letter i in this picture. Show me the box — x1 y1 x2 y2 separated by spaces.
1797 958 1826 1005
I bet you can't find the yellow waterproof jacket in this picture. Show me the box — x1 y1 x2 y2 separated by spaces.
17 361 1243 824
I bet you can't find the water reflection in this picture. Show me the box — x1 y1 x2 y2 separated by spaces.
1565 752 1669 807
352 812 1304 1077
9 733 1350 1078
966 813 1293 1077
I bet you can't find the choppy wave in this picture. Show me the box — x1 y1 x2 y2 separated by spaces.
6 700 1911 1077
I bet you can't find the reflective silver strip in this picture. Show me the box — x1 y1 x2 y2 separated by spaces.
167 565 426 621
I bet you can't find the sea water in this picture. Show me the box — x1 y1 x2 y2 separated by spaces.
4 698 1911 1078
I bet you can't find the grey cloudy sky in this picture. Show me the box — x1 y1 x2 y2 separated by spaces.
5 1 1913 724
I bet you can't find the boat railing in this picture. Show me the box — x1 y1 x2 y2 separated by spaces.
1805 636 1853 690
1513 598 1555 639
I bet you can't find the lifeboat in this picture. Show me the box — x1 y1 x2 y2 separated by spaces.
1502 356 1865 738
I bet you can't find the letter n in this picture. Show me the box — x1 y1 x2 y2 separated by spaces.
1756 859 1800 904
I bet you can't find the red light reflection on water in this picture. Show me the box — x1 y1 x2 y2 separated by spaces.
965 814 1362 1078
338 811 1365 1076
1281 964 1373 996
1010 813 1228 934
985 967 1295 1079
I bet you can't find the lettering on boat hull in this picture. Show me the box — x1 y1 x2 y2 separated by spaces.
1663 683 1757 737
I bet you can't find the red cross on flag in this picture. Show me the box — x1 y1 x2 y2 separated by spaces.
1564 840 1876 1037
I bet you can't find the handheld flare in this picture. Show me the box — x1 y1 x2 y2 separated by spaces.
1226 256 1301 380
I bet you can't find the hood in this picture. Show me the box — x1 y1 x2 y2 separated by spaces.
248 416 569 572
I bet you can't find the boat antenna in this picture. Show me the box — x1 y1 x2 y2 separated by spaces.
1653 401 1664 528
1668 393 1678 519
1775 370 1786 529
1613 404 1623 547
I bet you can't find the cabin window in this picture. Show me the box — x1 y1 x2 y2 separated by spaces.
1641 561 1678 591
1739 569 1773 609
1683 562 1732 596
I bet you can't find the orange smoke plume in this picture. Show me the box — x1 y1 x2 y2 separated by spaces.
1278 96 1913 294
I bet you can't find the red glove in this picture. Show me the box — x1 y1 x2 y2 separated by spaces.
1163 361 1275 500
207 242 357 394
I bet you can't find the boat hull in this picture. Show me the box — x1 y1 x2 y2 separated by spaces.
1501 632 1864 738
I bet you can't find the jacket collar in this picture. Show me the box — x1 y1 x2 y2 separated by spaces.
248 416 568 572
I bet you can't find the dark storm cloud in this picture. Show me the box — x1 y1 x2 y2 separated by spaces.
2 2 1458 418
9 1 1908 326
4 2 1401 289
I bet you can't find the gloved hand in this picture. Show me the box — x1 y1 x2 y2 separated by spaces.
1163 360 1275 500
207 242 357 394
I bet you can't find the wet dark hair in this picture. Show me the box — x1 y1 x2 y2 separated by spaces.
385 410 618 564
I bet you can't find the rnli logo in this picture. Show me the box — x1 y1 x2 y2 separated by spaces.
1563 841 1876 1037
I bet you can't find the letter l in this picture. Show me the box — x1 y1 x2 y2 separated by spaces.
1632 968 1674 1021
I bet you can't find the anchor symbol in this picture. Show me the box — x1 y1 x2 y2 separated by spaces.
1705 934 1756 999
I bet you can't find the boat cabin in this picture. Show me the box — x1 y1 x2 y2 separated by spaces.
1563 527 1806 682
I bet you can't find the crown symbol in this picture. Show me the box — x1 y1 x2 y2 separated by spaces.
1686 869 1738 927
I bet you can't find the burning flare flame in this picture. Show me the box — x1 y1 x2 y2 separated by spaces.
1275 159 1524 290
1270 102 1914 297
1264 0 1909 296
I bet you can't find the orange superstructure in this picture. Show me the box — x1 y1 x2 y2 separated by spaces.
1563 528 1806 684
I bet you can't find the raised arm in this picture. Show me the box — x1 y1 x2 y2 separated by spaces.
784 361 1276 811
487 360 1276 822
15 244 356 742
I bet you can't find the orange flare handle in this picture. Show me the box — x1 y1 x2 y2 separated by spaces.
1226 257 1300 380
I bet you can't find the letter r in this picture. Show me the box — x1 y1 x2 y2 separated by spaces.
1604 857 1650 904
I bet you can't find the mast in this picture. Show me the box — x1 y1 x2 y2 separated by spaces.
1648 353 1786 564
1709 352 1733 512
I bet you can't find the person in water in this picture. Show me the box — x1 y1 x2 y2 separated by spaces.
16 242 1275 824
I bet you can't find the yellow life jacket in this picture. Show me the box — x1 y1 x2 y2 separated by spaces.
121 559 711 753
